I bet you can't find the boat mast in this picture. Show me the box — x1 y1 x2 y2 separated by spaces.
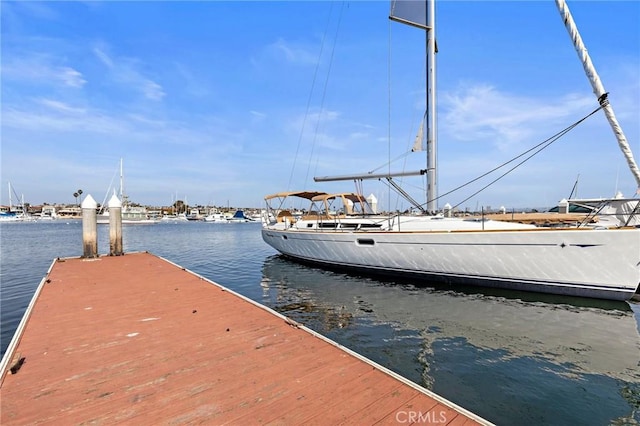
425 0 437 213
386 0 437 211
555 0 640 191
119 158 127 207
315 2 438 212
7 182 12 211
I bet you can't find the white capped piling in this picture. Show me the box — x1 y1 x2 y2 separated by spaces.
558 198 569 214
108 192 123 256
81 194 98 258
443 203 452 217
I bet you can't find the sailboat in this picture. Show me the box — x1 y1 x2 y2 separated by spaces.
261 0 640 302
0 182 33 222
97 159 158 225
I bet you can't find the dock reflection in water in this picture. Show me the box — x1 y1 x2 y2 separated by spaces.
259 255 640 425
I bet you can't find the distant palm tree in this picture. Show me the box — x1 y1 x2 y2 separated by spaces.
174 200 185 214
73 189 83 207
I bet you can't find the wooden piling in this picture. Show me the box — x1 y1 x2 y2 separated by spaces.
108 193 123 256
81 194 98 258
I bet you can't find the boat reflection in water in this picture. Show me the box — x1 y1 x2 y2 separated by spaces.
259 255 640 425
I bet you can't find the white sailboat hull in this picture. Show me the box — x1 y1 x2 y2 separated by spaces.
260 0 640 303
262 225 640 301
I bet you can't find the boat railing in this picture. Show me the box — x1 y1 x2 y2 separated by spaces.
576 199 640 228
624 200 640 227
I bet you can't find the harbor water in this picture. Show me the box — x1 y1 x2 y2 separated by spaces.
1 220 639 425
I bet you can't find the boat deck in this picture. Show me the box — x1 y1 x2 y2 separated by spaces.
483 212 596 226
0 252 489 425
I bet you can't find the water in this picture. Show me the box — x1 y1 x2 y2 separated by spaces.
1 221 639 425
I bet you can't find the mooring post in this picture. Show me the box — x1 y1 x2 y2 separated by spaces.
558 198 569 214
81 194 98 258
108 192 123 256
444 203 452 218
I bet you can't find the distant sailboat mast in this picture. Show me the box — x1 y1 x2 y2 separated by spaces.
119 158 125 204
7 182 12 212
555 0 640 192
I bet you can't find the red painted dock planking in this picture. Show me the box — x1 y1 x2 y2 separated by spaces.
0 252 490 425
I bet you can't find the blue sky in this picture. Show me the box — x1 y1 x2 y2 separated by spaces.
1 1 638 211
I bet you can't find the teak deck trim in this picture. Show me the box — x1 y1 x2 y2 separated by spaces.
0 251 490 425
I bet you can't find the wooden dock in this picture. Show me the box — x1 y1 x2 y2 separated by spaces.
1 252 490 425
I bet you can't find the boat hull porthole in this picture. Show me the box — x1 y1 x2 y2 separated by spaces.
357 238 374 246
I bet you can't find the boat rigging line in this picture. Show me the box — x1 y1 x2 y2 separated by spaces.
318 104 606 215
436 104 606 211
286 2 338 194
286 2 347 201
304 2 346 187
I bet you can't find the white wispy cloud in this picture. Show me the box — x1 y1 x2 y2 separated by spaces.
2 105 127 134
141 80 165 101
37 98 86 114
93 47 114 68
59 67 87 88
440 83 594 150
266 38 320 66
1 56 86 88
93 45 166 101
